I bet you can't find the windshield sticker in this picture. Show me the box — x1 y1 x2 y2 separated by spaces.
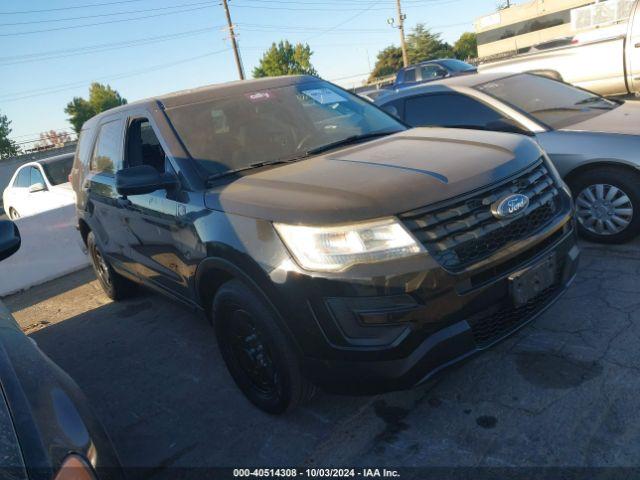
245 91 274 102
302 88 347 105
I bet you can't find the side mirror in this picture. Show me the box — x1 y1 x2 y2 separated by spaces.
0 220 21 262
116 165 178 196
29 182 46 193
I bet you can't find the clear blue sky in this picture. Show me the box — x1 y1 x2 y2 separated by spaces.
0 0 501 145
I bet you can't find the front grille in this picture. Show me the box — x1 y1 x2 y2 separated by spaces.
467 260 564 348
400 161 560 271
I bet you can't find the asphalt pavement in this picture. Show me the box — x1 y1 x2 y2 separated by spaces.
4 237 640 478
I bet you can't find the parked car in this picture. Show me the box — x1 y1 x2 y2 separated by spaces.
71 75 579 414
3 153 75 220
376 72 640 243
394 59 477 89
0 220 122 479
477 0 640 97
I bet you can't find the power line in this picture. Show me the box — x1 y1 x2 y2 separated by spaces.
0 27 214 66
0 1 212 27
0 48 231 102
0 0 148 15
305 0 382 41
0 4 213 37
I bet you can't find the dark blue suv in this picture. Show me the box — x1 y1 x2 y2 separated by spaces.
394 59 477 88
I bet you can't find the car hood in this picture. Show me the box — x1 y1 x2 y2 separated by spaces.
205 128 543 224
562 101 640 136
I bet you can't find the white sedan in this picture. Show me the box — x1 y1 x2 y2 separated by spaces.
2 153 76 220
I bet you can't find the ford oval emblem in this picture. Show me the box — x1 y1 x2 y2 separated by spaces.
491 194 530 219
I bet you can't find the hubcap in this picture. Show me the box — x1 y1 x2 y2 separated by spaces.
576 183 633 236
227 310 279 395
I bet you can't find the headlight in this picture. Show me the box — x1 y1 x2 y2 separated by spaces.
273 217 424 272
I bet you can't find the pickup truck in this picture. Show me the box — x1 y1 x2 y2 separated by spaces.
478 0 640 97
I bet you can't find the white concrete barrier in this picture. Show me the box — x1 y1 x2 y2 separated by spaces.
0 204 89 297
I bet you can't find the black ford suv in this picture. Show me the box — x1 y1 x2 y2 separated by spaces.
71 76 579 413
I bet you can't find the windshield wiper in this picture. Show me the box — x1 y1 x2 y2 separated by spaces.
306 131 401 155
575 96 611 106
206 160 294 183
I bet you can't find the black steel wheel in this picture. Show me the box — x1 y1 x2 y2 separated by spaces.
212 279 315 414
87 231 137 300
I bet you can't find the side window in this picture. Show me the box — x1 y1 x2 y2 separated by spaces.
76 127 95 167
404 93 504 129
14 168 30 188
403 68 416 83
91 120 124 174
124 118 167 173
421 65 447 80
30 167 45 187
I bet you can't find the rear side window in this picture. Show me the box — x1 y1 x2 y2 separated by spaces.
91 120 123 174
403 68 416 83
14 168 30 188
30 167 45 187
404 93 503 129
76 128 95 167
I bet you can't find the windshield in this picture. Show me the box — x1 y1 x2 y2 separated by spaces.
476 74 619 129
438 59 476 72
164 80 405 177
41 156 73 186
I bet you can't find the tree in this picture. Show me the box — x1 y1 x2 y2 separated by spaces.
36 130 72 149
369 46 403 81
0 111 19 160
407 24 454 64
65 83 127 133
253 41 317 78
369 25 454 81
453 32 478 60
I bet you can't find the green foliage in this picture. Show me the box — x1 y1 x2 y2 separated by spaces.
253 41 318 78
369 25 455 81
453 32 478 60
64 83 127 133
369 46 404 82
407 24 454 64
0 111 19 160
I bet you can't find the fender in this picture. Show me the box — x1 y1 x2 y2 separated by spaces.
194 252 304 354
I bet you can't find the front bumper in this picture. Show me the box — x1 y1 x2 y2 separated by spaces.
270 216 579 395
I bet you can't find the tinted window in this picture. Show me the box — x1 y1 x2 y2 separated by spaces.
41 156 73 186
476 74 618 128
403 68 416 82
404 93 503 129
76 128 95 167
30 167 45 187
125 119 167 173
477 8 571 46
420 64 447 80
91 120 123 174
14 168 30 188
437 59 476 71
165 81 404 177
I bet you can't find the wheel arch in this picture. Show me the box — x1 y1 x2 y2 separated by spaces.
78 218 91 247
564 160 640 189
194 254 303 353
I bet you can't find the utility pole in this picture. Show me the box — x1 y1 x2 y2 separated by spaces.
221 0 245 80
395 0 409 68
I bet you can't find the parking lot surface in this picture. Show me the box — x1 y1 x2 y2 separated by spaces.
4 237 640 478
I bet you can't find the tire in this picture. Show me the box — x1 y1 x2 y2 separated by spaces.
569 167 640 244
87 231 137 300
211 279 315 414
8 208 19 220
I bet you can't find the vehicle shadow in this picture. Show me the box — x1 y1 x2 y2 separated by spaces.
28 287 389 478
